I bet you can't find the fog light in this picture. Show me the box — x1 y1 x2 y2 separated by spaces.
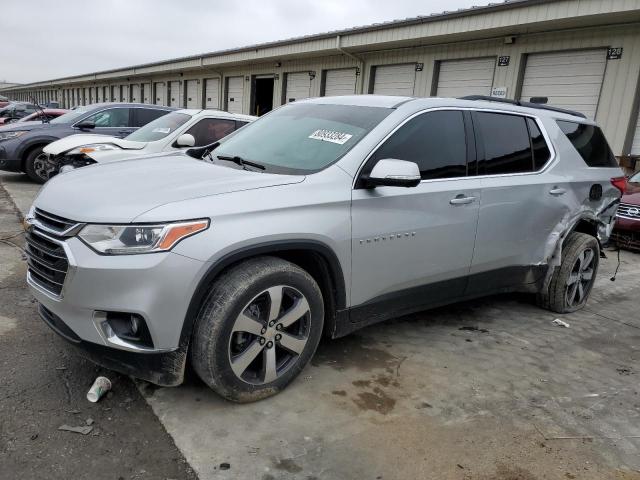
94 311 154 350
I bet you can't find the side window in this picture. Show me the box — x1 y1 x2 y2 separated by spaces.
527 118 551 170
474 112 532 175
368 110 468 180
556 120 618 168
82 108 130 127
134 108 169 127
185 118 236 147
235 121 249 129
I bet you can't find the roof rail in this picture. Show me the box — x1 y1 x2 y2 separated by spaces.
459 95 587 119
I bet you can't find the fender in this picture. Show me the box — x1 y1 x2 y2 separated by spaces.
178 239 347 348
16 135 62 163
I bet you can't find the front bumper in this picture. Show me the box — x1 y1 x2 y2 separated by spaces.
612 216 640 250
28 235 207 385
0 146 21 172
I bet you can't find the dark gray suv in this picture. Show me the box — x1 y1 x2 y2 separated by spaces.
0 103 174 182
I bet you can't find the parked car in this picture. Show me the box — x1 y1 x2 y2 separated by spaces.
0 102 39 125
25 95 624 402
0 103 174 182
39 109 255 180
16 108 69 124
611 170 640 250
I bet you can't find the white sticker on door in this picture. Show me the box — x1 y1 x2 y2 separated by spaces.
308 129 353 145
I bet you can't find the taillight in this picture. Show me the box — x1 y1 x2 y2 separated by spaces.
611 176 627 195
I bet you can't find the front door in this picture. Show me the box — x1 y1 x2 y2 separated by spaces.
350 110 480 322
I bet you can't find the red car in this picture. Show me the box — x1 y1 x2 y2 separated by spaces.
612 170 640 250
16 108 69 123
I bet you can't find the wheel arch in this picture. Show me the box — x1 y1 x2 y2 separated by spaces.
180 240 347 348
19 138 56 170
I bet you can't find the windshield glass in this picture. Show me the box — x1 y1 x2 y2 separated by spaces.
214 103 392 173
50 106 91 124
126 112 191 142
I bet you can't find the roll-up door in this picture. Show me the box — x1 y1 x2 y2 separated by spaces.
520 49 606 120
204 78 220 108
154 82 166 105
142 83 151 103
168 81 181 107
226 76 244 114
323 68 358 96
83 87 90 105
131 84 140 103
372 64 416 96
121 84 130 102
285 72 311 103
631 110 640 155
185 80 199 108
436 57 496 97
96 86 103 103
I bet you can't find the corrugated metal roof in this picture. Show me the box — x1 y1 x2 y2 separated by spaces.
8 0 534 87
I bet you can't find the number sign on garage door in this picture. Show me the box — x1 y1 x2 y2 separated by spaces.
154 82 166 105
323 68 357 96
205 78 220 108
185 80 199 108
372 64 416 96
226 77 244 114
436 58 496 97
632 110 640 155
285 72 311 103
520 49 607 120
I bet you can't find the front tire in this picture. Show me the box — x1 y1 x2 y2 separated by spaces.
191 256 324 402
539 232 600 313
24 147 48 184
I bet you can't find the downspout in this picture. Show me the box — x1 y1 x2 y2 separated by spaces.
336 35 365 94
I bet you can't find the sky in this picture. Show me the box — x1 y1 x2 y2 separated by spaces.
1 0 482 84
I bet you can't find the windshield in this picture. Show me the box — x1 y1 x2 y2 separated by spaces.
50 106 91 124
126 112 191 142
214 103 392 173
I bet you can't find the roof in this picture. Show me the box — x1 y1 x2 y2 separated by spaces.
175 109 257 121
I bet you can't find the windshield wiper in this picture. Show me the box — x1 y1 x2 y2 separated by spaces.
216 154 265 171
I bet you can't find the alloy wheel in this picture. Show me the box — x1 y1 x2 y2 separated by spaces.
565 248 595 308
32 153 50 181
228 285 311 385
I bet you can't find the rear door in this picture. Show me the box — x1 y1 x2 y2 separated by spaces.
351 109 480 317
182 117 237 146
467 111 568 294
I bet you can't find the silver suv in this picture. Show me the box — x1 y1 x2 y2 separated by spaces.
25 95 625 402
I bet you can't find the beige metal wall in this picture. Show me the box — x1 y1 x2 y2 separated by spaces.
3 22 639 155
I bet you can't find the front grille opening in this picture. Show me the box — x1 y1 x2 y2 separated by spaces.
34 208 77 233
617 203 640 220
25 230 68 296
105 312 154 349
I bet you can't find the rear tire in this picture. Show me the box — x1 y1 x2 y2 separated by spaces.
190 256 324 402
24 147 48 184
539 232 599 314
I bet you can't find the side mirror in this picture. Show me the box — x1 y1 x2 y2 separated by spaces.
364 159 421 188
76 120 96 130
175 133 195 147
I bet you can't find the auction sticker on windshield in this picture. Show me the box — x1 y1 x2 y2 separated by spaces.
153 127 171 134
308 129 353 145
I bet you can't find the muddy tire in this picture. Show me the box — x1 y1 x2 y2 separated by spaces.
24 146 48 184
538 232 600 314
190 256 324 402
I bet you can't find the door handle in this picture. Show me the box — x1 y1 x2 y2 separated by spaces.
450 195 476 205
549 187 567 196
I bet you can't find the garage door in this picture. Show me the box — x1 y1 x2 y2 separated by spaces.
84 87 91 105
285 72 311 103
204 78 220 108
185 80 199 108
121 85 130 102
131 84 140 103
142 83 151 103
372 64 416 96
168 81 181 107
520 49 606 120
436 58 496 98
226 76 244 114
324 68 357 96
632 110 640 155
154 82 166 105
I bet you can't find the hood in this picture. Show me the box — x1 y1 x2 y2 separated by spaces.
622 179 640 205
43 134 147 155
0 121 54 133
34 154 305 223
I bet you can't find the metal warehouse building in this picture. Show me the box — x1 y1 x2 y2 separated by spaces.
3 0 640 159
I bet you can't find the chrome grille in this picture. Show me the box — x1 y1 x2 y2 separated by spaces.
33 208 82 236
25 229 69 296
617 203 640 220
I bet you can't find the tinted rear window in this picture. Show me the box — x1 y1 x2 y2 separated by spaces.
556 120 617 168
474 112 532 175
527 118 551 170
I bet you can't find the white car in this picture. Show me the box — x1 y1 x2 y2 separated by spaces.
39 109 256 179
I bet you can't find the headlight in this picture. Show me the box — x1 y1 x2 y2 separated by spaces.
67 144 121 155
78 220 209 255
0 130 28 142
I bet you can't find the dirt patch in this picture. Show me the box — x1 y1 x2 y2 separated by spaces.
312 334 398 372
272 457 303 473
353 387 396 414
331 390 347 397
